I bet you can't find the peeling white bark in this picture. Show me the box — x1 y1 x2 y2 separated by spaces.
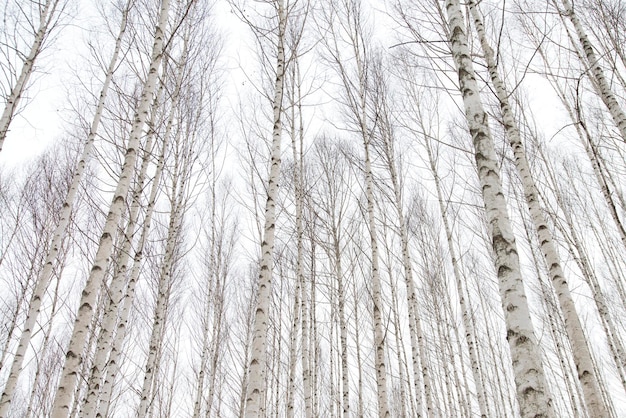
244 1 287 416
49 1 170 416
559 0 626 143
468 2 607 416
445 1 554 416
0 3 130 416
0 0 63 152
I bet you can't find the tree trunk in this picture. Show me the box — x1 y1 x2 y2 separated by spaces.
0 3 130 415
49 1 170 415
557 0 626 143
0 0 62 152
244 0 287 415
468 2 607 415
444 1 554 416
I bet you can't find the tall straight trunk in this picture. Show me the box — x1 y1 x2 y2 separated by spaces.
25 249 65 418
286 261 301 418
50 1 170 415
310 242 320 417
286 55 304 418
83 28 187 416
540 60 626 250
557 0 626 143
192 193 219 418
136 156 186 418
236 274 256 418
0 3 131 415
330 228 349 418
244 0 287 415
546 184 626 393
204 283 226 417
376 85 432 417
96 113 170 418
301 256 313 418
533 135 626 394
0 0 62 151
516 188 584 418
361 140 390 418
350 249 364 418
81 78 165 418
381 223 409 418
426 140 489 418
468 2 607 415
444 1 554 416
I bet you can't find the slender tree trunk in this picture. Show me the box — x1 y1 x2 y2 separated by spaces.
375 87 432 418
468 2 607 415
286 54 304 418
81 79 163 418
557 0 626 143
25 251 64 418
360 138 391 417
136 160 185 418
0 0 61 152
84 25 189 415
300 266 312 418
331 228 350 418
95 111 170 418
245 1 287 415
0 3 130 415
426 141 489 418
444 1 554 416
50 1 170 415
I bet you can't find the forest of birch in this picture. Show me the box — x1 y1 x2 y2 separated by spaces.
1 0 626 417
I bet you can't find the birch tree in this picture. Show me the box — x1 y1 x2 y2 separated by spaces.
370 55 436 417
0 0 70 152
0 3 132 415
468 1 607 415
556 0 626 143
319 2 391 414
236 0 288 415
443 1 554 416
49 1 172 415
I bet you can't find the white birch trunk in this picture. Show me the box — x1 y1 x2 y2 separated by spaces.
95 115 170 417
362 140 391 418
49 1 170 415
192 191 219 418
546 68 626 251
330 228 349 418
83 26 188 415
426 138 489 418
81 90 163 418
0 0 62 152
0 3 130 415
558 0 626 143
136 160 185 418
301 250 313 418
244 0 287 415
378 105 432 418
334 4 390 412
468 2 607 415
286 58 303 418
444 1 554 416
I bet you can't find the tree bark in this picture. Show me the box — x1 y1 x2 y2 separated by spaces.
244 0 287 415
468 2 608 416
0 0 64 152
558 0 626 143
444 1 554 416
0 3 130 415
49 1 170 415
